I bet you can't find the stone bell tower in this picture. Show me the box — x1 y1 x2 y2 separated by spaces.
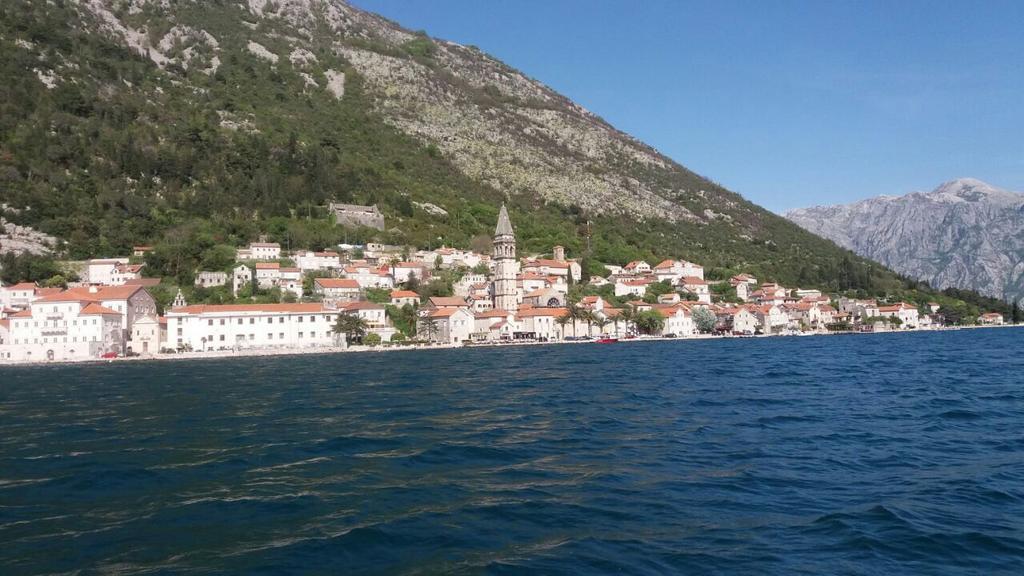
492 203 518 312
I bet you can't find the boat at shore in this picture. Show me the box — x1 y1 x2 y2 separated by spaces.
595 336 619 344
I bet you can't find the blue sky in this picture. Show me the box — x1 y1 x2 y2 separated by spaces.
351 0 1024 212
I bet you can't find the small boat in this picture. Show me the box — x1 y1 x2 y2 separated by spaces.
595 336 619 344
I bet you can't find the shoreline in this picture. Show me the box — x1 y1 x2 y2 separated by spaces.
1 323 1019 369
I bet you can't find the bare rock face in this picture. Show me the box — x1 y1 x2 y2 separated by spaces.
0 216 57 256
786 178 1024 302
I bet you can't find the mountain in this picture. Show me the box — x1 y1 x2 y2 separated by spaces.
787 178 1024 302
0 0 1009 315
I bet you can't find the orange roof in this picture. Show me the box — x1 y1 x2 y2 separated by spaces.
680 276 708 285
123 278 161 287
653 259 676 270
35 285 145 302
390 290 420 299
475 309 511 318
429 296 469 307
80 303 121 316
516 307 568 318
12 309 33 318
524 259 569 269
0 319 8 329
620 278 653 286
315 278 360 289
427 307 470 318
7 282 38 291
133 246 153 251
255 262 280 270
169 303 327 314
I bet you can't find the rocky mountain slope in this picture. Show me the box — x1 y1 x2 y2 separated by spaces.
0 0 1007 310
787 178 1024 302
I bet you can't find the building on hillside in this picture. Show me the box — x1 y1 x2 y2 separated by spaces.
426 296 470 310
255 262 281 289
614 277 653 298
655 304 696 337
492 204 519 313
132 246 153 257
279 268 304 298
0 318 8 346
195 271 228 288
679 276 711 304
329 203 386 230
128 315 165 355
390 261 429 285
232 264 253 297
0 282 41 309
294 251 342 273
165 303 340 351
390 290 420 307
3 299 123 362
716 306 760 334
471 309 517 342
623 260 652 275
236 242 281 261
86 258 143 286
314 278 362 305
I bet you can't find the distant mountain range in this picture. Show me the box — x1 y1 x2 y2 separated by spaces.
786 178 1024 303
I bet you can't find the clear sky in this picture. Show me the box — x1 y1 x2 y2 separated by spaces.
351 0 1024 212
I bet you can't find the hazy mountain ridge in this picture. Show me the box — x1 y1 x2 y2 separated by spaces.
787 178 1024 302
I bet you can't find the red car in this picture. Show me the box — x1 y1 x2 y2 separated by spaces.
100 352 119 359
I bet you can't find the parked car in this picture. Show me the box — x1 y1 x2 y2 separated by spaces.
100 351 118 359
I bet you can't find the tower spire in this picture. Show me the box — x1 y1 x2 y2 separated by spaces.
494 203 514 237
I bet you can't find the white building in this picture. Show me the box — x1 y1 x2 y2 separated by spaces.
233 264 253 297
128 315 166 355
338 301 397 341
3 298 123 362
421 307 475 344
314 278 362 304
516 307 566 341
237 242 281 261
615 278 653 298
390 290 420 307
86 258 143 286
294 251 342 273
679 276 711 304
165 303 339 351
255 263 281 289
877 303 920 328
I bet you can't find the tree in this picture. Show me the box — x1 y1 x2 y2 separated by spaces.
634 309 665 335
365 287 391 304
333 313 368 344
593 316 611 336
364 333 382 346
418 316 440 342
692 306 717 333
1013 299 1021 324
555 314 571 340
564 302 583 338
618 305 637 335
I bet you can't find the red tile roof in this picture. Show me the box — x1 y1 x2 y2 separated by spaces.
35 285 145 302
315 278 360 289
428 296 469 307
80 303 121 316
390 290 420 299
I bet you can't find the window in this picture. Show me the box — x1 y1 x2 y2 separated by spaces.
219 335 225 341
298 316 303 323
298 332 304 338
279 333 284 339
208 319 214 326
250 318 255 324
278 317 284 323
268 333 273 340
238 319 243 325
219 319 225 325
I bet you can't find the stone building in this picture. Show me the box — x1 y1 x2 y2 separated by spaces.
329 203 385 230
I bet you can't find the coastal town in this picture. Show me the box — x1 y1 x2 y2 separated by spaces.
0 203 1011 364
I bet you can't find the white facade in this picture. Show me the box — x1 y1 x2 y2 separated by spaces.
2 300 122 362
422 308 474 344
195 271 228 288
166 303 339 351
294 251 342 273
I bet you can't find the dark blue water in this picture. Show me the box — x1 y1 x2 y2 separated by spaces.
2 329 1023 575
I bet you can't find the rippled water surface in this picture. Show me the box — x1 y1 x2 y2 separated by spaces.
2 329 1023 575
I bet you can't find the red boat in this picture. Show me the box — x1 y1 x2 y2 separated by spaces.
595 337 619 344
